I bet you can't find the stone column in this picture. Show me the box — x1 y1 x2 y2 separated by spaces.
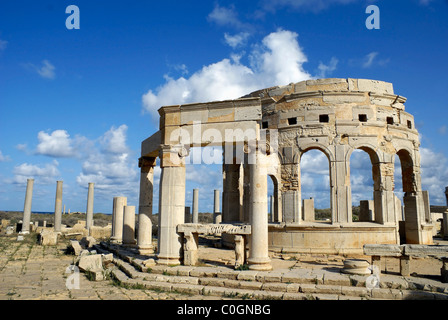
331 145 351 224
213 189 222 224
54 181 63 232
123 205 136 246
137 157 156 255
192 189 199 224
86 183 94 231
247 148 272 271
303 198 315 222
445 187 448 206
111 196 127 244
222 163 241 222
157 146 186 265
21 178 34 234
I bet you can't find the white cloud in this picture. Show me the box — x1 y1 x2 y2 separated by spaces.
35 130 76 158
316 57 338 78
12 160 60 185
0 150 11 162
224 32 250 48
76 125 138 198
419 147 448 204
207 4 246 29
142 29 312 121
260 0 356 13
100 125 129 154
438 125 447 135
35 60 56 79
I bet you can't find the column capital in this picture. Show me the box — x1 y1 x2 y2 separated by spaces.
159 144 187 167
138 156 157 168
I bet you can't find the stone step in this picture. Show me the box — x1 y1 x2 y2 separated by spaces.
99 242 448 300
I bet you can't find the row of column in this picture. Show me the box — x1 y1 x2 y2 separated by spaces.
21 179 95 234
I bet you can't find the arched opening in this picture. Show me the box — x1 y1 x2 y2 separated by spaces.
350 149 375 222
300 149 331 223
267 174 279 222
394 154 404 221
396 149 416 194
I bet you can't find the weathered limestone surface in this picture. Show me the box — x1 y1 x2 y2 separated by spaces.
86 182 94 231
111 196 127 244
140 78 431 260
54 181 63 233
21 178 34 234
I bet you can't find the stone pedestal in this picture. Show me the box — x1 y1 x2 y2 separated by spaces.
86 183 94 231
21 178 34 234
111 196 127 244
122 205 136 247
54 181 63 233
303 198 315 222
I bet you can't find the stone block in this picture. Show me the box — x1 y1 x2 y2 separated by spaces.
69 240 83 256
357 79 394 95
363 244 404 257
78 254 103 274
39 229 58 246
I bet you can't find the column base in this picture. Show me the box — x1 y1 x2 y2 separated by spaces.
110 237 122 244
156 254 182 266
247 257 272 271
138 245 154 255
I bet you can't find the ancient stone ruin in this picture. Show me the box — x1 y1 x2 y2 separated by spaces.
139 78 434 271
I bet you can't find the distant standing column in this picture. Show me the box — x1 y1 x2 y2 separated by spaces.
111 196 127 244
137 157 156 255
86 183 94 231
54 181 63 232
192 189 199 224
21 178 34 234
214 189 222 224
123 205 136 246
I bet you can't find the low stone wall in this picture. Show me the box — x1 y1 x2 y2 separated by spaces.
268 223 399 254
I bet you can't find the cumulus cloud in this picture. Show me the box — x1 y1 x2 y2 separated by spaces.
35 130 76 157
76 125 138 198
419 147 448 204
207 4 246 29
142 29 312 121
11 160 60 185
100 125 129 154
0 150 11 162
224 32 250 48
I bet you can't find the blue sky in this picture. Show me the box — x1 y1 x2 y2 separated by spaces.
0 0 447 214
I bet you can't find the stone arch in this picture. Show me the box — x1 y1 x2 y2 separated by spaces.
298 147 332 223
395 148 417 193
346 145 380 223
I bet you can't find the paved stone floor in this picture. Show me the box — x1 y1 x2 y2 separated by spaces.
0 234 226 300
